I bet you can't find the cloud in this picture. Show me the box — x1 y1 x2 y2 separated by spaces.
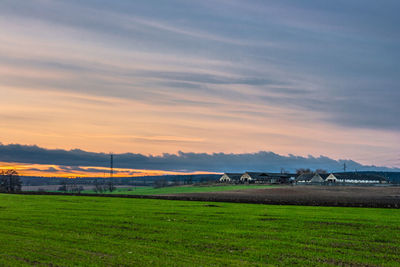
25 167 58 173
0 144 398 173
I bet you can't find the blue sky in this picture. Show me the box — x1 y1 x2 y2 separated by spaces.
0 0 399 170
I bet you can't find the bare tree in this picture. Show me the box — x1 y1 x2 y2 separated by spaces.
200 176 209 184
172 177 180 186
296 168 312 175
77 186 84 194
187 176 193 184
315 169 327 174
154 178 168 188
0 170 22 193
93 180 104 193
58 180 67 192
67 182 83 194
107 181 116 192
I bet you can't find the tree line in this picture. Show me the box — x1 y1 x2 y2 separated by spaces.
0 170 22 193
296 168 327 175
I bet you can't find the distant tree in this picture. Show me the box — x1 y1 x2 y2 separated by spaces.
77 186 84 194
183 175 193 184
172 177 180 186
0 170 22 193
199 176 209 183
315 169 327 174
107 181 116 192
93 180 98 193
58 180 67 192
93 180 105 193
68 183 76 193
296 168 312 175
154 178 168 188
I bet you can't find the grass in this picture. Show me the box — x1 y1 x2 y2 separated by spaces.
81 184 276 195
0 194 399 266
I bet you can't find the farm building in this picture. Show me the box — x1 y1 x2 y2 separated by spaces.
240 172 295 184
220 171 389 185
295 173 313 183
219 173 242 183
325 173 338 183
240 172 264 182
296 172 388 184
329 173 388 184
311 173 329 183
296 173 329 184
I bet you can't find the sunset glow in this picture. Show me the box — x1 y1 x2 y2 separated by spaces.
0 162 217 178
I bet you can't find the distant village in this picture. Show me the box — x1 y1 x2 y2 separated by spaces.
219 171 389 185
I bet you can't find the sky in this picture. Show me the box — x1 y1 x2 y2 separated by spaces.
0 0 399 176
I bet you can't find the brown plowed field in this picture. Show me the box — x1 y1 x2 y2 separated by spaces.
161 185 400 208
15 185 400 208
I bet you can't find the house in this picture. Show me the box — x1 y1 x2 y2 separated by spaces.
219 173 242 183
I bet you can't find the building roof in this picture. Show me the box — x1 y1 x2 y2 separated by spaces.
296 173 328 182
244 172 295 178
319 173 330 179
295 173 314 182
244 172 268 177
296 172 389 182
310 173 325 183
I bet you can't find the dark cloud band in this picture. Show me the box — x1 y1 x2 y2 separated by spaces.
0 143 397 173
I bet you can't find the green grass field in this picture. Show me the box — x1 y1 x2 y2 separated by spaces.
82 184 276 195
0 194 399 266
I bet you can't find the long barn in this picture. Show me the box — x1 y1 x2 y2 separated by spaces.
240 172 295 184
296 173 388 184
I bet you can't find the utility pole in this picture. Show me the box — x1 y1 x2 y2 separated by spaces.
110 153 114 178
343 162 347 172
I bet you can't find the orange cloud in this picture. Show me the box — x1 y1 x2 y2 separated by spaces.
0 162 217 178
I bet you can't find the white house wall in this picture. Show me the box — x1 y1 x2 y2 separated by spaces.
219 174 231 182
240 173 253 181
